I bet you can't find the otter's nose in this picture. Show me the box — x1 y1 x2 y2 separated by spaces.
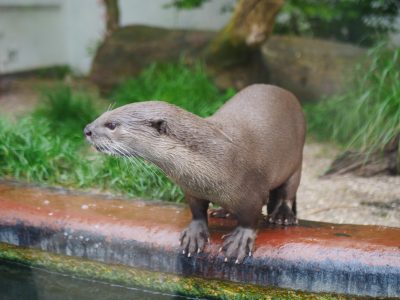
84 126 92 137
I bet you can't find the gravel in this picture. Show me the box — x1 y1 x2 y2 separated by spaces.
298 142 400 227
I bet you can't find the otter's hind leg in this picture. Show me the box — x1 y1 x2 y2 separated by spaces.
266 166 301 225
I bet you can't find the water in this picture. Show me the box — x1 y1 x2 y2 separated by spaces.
0 261 195 300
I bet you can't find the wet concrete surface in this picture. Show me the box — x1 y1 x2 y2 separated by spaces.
0 181 399 298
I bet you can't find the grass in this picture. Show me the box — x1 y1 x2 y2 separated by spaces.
0 62 233 202
304 43 400 164
32 84 99 140
112 61 235 116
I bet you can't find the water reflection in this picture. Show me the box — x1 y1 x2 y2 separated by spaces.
0 261 194 300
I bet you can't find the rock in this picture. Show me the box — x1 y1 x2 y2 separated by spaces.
207 50 269 91
261 35 367 101
91 27 367 99
90 25 215 94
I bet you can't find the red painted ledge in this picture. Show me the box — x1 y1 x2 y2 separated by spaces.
0 181 399 298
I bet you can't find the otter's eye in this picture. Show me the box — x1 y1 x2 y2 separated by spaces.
104 122 117 130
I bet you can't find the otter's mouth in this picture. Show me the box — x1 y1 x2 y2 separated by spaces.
94 144 107 152
93 144 117 156
93 143 138 158
86 135 139 158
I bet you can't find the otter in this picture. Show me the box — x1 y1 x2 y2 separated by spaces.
84 84 306 263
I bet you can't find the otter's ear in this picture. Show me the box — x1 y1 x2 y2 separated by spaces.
150 119 169 135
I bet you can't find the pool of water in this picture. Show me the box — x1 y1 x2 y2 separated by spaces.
0 261 194 300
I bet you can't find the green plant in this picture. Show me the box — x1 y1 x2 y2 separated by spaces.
164 0 210 9
112 61 235 117
305 43 400 158
275 0 399 46
0 117 81 184
32 85 100 140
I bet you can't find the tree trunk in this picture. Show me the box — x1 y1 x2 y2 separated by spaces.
103 0 120 36
205 0 284 68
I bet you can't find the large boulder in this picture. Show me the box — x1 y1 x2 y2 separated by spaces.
90 25 215 94
90 26 367 100
261 36 367 101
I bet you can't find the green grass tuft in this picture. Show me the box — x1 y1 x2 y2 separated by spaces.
0 117 82 184
305 43 400 160
0 62 232 201
32 85 100 140
112 61 235 116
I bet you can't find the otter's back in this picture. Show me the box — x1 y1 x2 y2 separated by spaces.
208 84 305 185
211 85 303 133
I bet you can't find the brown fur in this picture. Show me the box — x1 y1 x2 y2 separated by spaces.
85 84 306 262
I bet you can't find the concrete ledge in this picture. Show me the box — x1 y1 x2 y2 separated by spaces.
0 181 399 298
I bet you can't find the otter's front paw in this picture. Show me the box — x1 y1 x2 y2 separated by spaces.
267 202 298 225
220 227 256 264
179 220 209 257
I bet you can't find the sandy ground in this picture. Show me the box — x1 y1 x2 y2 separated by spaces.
298 142 400 227
1 79 399 227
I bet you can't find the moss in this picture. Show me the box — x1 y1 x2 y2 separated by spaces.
0 243 347 299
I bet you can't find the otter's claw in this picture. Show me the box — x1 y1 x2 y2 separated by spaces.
220 227 256 263
267 202 297 226
180 220 209 257
209 208 235 219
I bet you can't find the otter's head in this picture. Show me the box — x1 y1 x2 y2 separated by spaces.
84 101 199 162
